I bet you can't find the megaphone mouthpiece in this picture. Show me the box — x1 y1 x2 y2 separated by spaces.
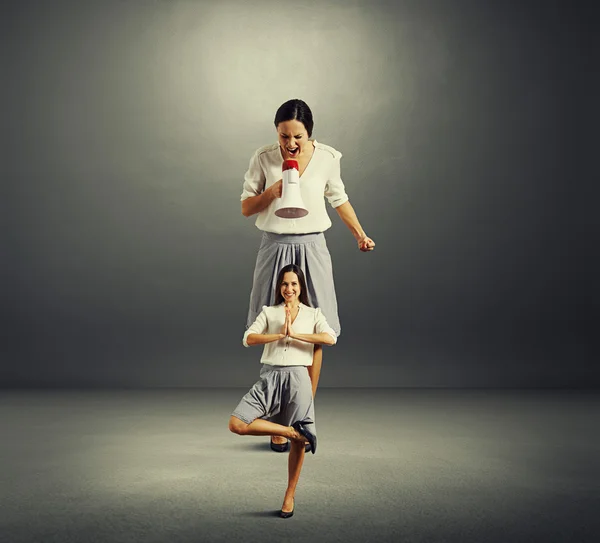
282 159 299 172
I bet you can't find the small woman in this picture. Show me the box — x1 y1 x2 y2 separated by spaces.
228 264 337 518
241 99 375 451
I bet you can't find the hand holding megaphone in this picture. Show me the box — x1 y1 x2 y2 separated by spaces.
268 179 283 199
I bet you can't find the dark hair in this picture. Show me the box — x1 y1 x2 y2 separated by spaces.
274 99 314 138
274 264 311 307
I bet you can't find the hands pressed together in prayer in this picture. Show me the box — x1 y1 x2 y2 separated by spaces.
280 304 296 339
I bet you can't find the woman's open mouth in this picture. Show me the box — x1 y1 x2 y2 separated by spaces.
287 147 299 157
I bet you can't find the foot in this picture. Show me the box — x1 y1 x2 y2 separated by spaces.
289 435 311 454
280 495 294 518
271 436 287 445
291 421 317 454
288 426 304 442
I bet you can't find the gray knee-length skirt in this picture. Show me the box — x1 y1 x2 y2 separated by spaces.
232 364 316 435
246 231 341 336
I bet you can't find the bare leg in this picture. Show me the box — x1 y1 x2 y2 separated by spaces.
282 439 306 512
229 416 302 440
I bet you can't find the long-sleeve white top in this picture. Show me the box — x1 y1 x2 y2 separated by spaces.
243 303 337 366
240 140 350 234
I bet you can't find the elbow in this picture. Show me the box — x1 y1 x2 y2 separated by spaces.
241 201 255 217
334 199 350 211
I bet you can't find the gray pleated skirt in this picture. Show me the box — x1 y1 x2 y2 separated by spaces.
231 364 316 434
246 232 341 336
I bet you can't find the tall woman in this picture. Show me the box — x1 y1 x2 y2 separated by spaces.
241 99 375 451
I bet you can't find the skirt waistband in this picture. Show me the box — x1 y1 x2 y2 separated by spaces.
261 231 324 245
261 364 309 372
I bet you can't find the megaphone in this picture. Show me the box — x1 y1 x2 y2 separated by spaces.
274 159 309 219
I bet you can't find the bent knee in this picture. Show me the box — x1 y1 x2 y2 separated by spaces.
228 416 248 435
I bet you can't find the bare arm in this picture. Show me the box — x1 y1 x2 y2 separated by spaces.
335 200 367 241
246 333 285 346
289 332 335 346
335 201 375 251
241 181 282 217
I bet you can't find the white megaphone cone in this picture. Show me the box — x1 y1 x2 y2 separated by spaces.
274 159 309 219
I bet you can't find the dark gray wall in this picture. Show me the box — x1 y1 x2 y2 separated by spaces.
3 0 598 387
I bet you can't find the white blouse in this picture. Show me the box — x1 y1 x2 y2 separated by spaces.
240 140 350 234
243 303 337 367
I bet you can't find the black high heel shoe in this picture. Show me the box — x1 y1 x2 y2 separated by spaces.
292 421 317 454
270 437 290 453
280 498 294 519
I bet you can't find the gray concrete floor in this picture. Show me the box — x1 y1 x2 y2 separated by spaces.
1 388 599 543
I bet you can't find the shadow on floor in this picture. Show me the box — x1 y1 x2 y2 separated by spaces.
241 510 283 518
233 440 278 452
